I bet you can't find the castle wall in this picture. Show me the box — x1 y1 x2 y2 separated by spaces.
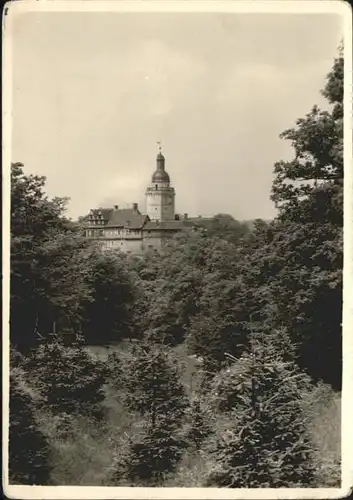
90 229 181 255
142 233 163 251
124 238 145 254
98 238 145 253
142 230 179 250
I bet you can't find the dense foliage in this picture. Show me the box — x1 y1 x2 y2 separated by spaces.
8 52 342 487
10 163 92 350
265 52 342 388
9 351 52 485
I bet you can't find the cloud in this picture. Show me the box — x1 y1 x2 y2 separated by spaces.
10 12 343 221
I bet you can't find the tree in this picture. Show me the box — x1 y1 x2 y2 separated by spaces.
124 426 186 485
11 162 70 239
191 214 250 246
185 234 252 370
10 163 95 350
237 51 343 388
115 342 189 484
185 395 215 451
205 327 317 487
135 230 248 349
9 351 52 484
25 335 107 421
187 315 246 376
123 342 188 428
271 51 343 224
82 250 137 344
132 232 206 345
28 231 94 335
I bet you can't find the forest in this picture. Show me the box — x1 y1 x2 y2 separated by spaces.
9 52 343 487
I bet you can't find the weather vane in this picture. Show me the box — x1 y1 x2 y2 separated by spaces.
156 141 162 153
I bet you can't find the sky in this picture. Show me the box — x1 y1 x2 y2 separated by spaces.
10 10 343 220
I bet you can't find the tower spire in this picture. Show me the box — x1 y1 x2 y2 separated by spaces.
146 143 175 221
156 141 165 170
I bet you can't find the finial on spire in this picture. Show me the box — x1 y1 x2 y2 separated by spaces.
157 141 162 154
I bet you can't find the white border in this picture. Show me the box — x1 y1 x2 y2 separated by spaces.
2 1 352 499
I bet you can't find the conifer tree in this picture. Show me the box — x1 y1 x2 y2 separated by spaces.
26 334 107 421
116 342 189 485
123 343 188 428
205 327 317 487
125 425 186 485
185 396 214 452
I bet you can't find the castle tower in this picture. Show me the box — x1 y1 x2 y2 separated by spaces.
145 144 175 221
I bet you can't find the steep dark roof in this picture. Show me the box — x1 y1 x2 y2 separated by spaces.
85 207 148 229
106 209 148 229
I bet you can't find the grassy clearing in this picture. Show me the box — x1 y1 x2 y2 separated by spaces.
304 385 341 487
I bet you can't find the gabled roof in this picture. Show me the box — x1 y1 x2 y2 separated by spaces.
106 209 148 229
85 207 148 229
88 208 114 221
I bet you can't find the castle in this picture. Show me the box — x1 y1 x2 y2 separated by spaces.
84 146 194 254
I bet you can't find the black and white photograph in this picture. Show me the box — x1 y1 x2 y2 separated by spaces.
2 0 352 498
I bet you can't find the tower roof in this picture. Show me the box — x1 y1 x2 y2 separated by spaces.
152 169 170 183
151 145 170 183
